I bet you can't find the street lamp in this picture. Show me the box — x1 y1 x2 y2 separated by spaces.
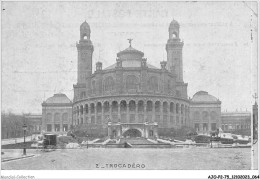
22 124 27 155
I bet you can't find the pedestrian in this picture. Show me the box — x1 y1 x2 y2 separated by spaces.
43 138 47 151
124 142 128 148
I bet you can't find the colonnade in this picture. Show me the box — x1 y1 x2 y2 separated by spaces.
73 99 189 128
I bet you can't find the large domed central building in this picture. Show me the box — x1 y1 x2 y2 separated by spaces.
72 19 189 138
42 19 222 138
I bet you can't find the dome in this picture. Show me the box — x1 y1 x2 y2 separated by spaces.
45 93 71 104
169 18 180 29
117 46 144 58
191 91 219 102
80 21 90 30
116 46 144 63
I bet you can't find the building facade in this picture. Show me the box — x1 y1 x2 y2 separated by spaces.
42 93 72 133
190 91 221 134
221 111 251 136
72 20 189 138
41 19 252 138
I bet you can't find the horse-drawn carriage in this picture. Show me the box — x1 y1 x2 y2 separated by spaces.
42 133 57 151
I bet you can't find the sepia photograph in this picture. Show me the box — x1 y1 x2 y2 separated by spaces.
1 1 259 179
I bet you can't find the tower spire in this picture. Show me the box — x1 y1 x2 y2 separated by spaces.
166 19 183 82
77 21 94 84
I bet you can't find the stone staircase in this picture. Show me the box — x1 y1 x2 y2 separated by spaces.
119 137 151 145
119 137 171 148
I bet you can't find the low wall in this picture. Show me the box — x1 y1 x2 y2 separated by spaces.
1 142 34 149
105 143 172 148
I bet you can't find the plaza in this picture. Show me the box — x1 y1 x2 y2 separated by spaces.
1 147 251 170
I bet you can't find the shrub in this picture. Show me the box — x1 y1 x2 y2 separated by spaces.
57 136 78 148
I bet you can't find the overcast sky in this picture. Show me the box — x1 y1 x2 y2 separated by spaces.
1 1 258 114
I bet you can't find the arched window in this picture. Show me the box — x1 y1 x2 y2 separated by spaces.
129 100 136 112
62 113 68 122
181 104 184 114
120 101 127 112
90 103 95 114
171 32 178 39
193 111 200 121
104 76 115 92
148 76 159 91
147 101 153 112
163 102 168 113
126 75 138 90
170 102 174 113
155 101 160 113
54 113 61 123
176 103 180 114
138 101 144 112
80 105 83 114
104 101 110 113
96 102 102 113
80 92 86 98
85 104 89 114
46 113 52 122
112 101 118 113
202 111 209 121
77 106 79 115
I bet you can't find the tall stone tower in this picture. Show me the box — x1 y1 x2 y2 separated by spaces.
76 21 94 84
166 19 184 82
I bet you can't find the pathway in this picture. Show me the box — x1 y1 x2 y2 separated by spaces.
2 136 34 145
